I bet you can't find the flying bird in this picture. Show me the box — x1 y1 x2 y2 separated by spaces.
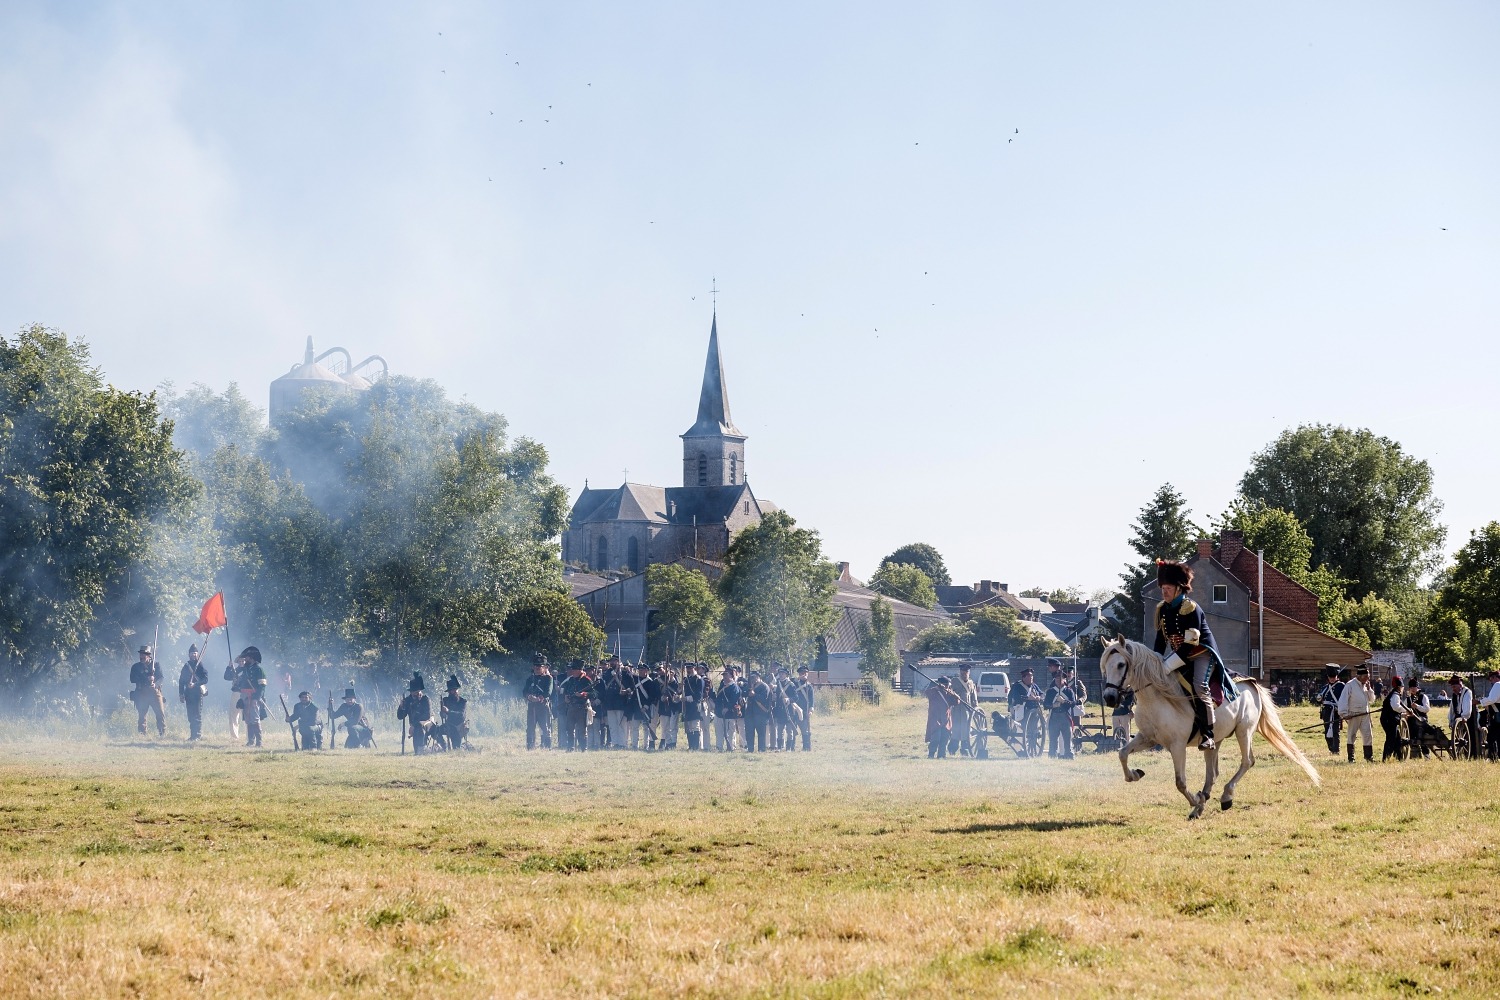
1015 128 1019 133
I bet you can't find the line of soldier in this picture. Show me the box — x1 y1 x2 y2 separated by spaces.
519 653 817 753
1317 664 1500 761
924 661 1095 759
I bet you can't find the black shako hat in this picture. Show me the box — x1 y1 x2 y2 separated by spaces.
408 672 425 692
1155 560 1192 590
446 674 460 691
344 687 357 700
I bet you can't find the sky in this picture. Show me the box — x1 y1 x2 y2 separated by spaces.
2 1 1497 593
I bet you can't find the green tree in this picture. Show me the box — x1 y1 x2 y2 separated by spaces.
645 563 723 662
718 511 839 668
1215 498 1353 636
496 589 605 685
1436 523 1500 627
856 595 901 681
869 562 937 609
1106 484 1197 641
1240 424 1445 599
1020 586 1085 604
158 381 267 464
0 326 205 685
909 607 1067 657
879 542 951 586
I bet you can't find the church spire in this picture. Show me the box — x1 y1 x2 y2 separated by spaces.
685 313 741 438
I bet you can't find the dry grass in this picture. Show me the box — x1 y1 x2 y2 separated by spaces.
0 697 1496 998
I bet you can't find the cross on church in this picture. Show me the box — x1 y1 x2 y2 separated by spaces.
710 276 718 311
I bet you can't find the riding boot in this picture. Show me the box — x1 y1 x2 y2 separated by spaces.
1194 700 1217 751
1363 745 1373 762
1346 743 1355 762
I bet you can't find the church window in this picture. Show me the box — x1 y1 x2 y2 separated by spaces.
627 537 641 573
697 454 707 486
729 453 737 484
596 536 609 570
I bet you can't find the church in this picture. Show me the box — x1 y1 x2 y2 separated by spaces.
562 315 778 576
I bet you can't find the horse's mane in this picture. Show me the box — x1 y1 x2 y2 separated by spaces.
1118 639 1181 696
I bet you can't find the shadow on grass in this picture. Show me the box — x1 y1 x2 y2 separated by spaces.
934 819 1128 834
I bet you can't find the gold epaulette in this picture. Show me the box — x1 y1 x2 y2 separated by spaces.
1179 598 1198 615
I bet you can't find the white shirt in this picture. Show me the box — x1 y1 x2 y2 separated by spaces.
1407 692 1430 718
1480 680 1500 710
1337 680 1371 717
1449 688 1473 725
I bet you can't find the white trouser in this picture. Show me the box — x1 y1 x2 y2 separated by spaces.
658 713 677 746
1344 714 1373 746
716 718 737 750
625 718 641 748
229 704 241 739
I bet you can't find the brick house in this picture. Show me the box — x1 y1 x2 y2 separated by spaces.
1141 530 1368 679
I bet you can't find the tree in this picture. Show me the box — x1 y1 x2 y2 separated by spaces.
0 326 207 688
857 595 901 681
1240 424 1445 599
1020 586 1085 604
869 562 937 609
879 542 951 586
1215 497 1351 635
645 563 722 662
496 589 605 685
158 381 267 464
718 510 839 668
908 607 1067 657
1435 523 1500 628
1106 484 1197 641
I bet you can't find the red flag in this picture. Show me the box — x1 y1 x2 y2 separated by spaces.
193 593 227 635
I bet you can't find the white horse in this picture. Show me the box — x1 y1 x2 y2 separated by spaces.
1099 638 1319 820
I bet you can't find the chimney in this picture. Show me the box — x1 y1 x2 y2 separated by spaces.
1218 529 1244 566
1196 538 1213 561
836 561 853 583
1000 583 1009 593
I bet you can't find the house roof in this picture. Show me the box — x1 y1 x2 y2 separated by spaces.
1254 602 1370 668
935 584 1028 614
824 579 949 655
566 571 611 598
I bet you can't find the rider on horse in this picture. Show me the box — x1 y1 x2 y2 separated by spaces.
1153 560 1224 752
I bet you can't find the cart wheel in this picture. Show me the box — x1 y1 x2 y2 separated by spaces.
1395 718 1410 761
1023 711 1044 759
1452 719 1470 760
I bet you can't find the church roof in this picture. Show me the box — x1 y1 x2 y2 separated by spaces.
681 315 743 439
567 481 777 528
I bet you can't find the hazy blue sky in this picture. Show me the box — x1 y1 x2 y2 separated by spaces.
2 2 1496 592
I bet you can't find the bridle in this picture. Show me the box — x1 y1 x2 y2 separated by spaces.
1101 645 1133 704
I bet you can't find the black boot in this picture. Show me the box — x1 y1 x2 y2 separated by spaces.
1347 744 1355 762
1363 745 1374 762
1193 700 1217 751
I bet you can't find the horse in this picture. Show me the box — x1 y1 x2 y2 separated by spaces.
1098 637 1319 819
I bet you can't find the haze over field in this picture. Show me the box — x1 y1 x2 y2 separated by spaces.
1 2 1496 589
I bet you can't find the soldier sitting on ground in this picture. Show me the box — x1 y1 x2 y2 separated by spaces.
397 673 435 753
285 690 323 750
439 675 468 750
330 687 374 748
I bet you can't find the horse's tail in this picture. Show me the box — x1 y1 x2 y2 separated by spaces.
1253 686 1321 788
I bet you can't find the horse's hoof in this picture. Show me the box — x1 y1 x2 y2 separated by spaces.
1132 768 1145 780
1221 800 1233 811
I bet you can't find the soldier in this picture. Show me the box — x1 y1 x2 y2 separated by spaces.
397 673 434 753
558 660 593 752
618 664 646 750
176 643 210 741
285 691 323 750
129 645 166 736
951 663 980 757
636 666 661 750
770 666 794 751
715 667 743 751
439 675 468 750
224 656 244 740
1317 665 1345 755
744 669 774 752
1337 666 1375 762
789 666 815 751
522 655 554 750
656 665 681 750
235 647 268 747
330 688 374 748
682 663 710 751
601 655 627 748
925 676 958 758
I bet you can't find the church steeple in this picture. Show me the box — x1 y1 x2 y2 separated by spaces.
681 313 747 488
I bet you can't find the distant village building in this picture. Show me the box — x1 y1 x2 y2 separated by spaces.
1141 531 1369 680
818 564 949 683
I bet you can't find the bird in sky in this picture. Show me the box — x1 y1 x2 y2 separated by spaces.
1015 128 1019 133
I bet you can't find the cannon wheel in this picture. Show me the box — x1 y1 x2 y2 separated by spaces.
1022 710 1044 759
1395 717 1410 761
1451 719 1471 760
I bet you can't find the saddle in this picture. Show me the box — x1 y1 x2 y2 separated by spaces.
1174 669 1231 707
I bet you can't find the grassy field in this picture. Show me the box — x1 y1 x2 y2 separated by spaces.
0 694 1497 998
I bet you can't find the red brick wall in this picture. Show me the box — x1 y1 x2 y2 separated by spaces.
1225 549 1317 626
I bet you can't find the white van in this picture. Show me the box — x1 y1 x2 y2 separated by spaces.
977 666 1010 702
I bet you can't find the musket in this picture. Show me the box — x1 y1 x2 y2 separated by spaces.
280 693 298 750
401 711 408 755
327 691 336 751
